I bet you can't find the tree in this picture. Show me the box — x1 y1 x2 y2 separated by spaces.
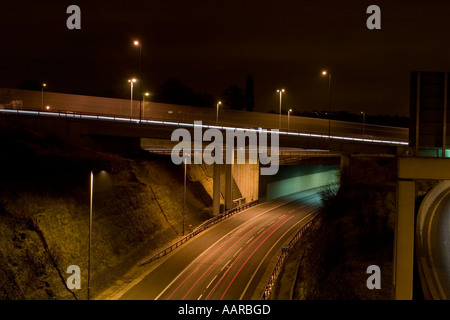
18 79 42 91
222 85 244 110
244 75 255 112
154 78 213 108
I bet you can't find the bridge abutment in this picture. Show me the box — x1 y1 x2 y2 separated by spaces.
394 179 416 300
213 163 221 215
225 164 233 210
232 163 259 205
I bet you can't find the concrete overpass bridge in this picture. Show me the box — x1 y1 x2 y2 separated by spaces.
0 87 408 150
4 88 449 300
0 88 409 211
0 88 409 215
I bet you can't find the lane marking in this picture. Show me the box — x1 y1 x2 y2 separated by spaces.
109 192 320 300
239 210 318 300
180 228 256 300
164 225 250 300
220 215 295 300
233 247 243 258
205 215 291 300
288 204 309 214
221 260 231 272
206 275 218 289
154 197 303 300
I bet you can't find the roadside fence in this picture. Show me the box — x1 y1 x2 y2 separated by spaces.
260 210 320 300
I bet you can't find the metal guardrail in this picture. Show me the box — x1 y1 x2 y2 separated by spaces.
140 200 259 266
260 210 320 300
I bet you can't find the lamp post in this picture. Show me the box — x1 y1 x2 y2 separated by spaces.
143 92 150 119
321 70 332 137
183 160 186 236
41 83 47 110
128 78 137 118
133 40 142 80
133 40 142 119
288 108 292 131
87 171 94 300
277 89 285 129
87 170 110 300
183 154 190 236
216 101 222 123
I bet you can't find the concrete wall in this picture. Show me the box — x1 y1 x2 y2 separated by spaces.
232 163 259 203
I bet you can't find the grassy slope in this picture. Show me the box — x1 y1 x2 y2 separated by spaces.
0 121 214 300
272 156 396 300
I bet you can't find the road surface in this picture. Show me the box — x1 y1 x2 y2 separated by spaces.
117 188 322 300
428 189 450 299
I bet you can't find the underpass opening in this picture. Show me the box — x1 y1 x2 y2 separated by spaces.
259 160 340 202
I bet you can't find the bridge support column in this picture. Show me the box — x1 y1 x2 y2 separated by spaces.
213 163 221 215
393 179 415 300
225 163 233 210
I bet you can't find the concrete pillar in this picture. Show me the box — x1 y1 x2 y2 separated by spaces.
213 163 221 215
225 163 233 210
393 179 416 300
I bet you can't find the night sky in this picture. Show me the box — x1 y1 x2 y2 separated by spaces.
2 0 450 117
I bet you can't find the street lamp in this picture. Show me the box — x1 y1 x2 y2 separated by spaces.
288 108 293 131
133 40 143 118
216 101 222 123
128 78 137 118
183 159 186 236
87 171 94 300
41 83 47 110
133 40 142 77
143 92 150 119
277 89 285 129
182 153 190 236
321 70 332 137
87 170 110 300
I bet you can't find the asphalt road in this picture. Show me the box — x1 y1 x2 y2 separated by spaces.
117 188 322 300
429 190 450 299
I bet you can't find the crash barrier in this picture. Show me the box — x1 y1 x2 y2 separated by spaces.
140 200 259 265
260 210 320 300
